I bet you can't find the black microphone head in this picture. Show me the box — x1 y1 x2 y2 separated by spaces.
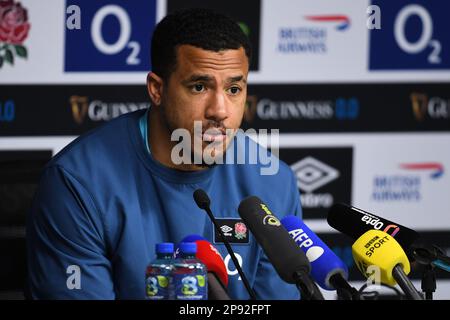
327 203 362 239
194 189 211 210
238 196 311 284
328 203 421 255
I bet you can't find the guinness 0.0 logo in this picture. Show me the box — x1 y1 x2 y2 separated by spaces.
410 93 428 121
70 95 89 125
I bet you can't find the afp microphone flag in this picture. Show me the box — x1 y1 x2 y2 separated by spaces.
281 215 348 291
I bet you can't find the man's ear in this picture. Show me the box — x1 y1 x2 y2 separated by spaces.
147 72 164 107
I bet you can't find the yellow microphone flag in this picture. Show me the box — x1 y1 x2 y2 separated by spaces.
352 229 410 286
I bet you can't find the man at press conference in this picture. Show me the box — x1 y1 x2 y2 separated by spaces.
26 8 303 299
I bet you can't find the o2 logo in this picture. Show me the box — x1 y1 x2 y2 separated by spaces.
370 1 450 70
91 5 141 66
224 253 243 281
394 5 441 64
64 1 156 71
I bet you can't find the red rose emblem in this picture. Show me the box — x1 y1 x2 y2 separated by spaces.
0 0 29 68
234 222 247 239
0 0 30 44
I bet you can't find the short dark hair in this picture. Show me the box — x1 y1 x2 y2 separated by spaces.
151 8 252 80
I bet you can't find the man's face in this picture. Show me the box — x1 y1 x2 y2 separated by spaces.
159 45 249 166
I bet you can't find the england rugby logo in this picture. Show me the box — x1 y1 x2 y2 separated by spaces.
0 0 30 69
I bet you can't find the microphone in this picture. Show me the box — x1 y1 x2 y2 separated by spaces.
178 236 230 300
238 196 324 300
328 204 450 268
328 203 421 258
281 215 360 300
328 203 450 299
193 189 257 300
179 235 228 287
352 229 424 300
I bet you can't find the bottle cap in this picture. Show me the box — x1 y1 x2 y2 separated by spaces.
155 242 174 254
179 242 197 255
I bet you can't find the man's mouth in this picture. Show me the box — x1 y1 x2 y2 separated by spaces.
202 128 227 142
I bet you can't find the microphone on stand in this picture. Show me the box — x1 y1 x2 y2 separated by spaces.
328 203 449 299
282 215 360 300
193 189 257 300
352 229 424 300
237 196 324 300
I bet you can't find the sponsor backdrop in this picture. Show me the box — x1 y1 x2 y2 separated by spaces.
1 0 449 299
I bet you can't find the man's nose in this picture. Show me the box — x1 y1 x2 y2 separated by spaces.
205 91 228 123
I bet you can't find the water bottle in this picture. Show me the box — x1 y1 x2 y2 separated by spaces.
145 242 174 300
172 242 208 300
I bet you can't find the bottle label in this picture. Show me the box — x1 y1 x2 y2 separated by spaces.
145 275 171 300
173 274 207 300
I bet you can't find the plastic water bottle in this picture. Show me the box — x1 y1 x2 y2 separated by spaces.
145 242 174 300
172 242 208 300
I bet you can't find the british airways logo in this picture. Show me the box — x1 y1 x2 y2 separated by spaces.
400 163 444 179
277 14 351 54
304 15 351 31
372 162 444 202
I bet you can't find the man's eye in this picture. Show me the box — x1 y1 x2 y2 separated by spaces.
228 86 241 95
192 84 205 92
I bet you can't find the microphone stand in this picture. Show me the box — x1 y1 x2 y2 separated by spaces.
392 265 424 300
329 274 361 300
193 189 257 300
207 273 231 300
421 264 436 300
293 271 325 300
411 242 449 300
205 205 257 300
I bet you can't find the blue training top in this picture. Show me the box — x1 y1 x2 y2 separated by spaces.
26 109 302 300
